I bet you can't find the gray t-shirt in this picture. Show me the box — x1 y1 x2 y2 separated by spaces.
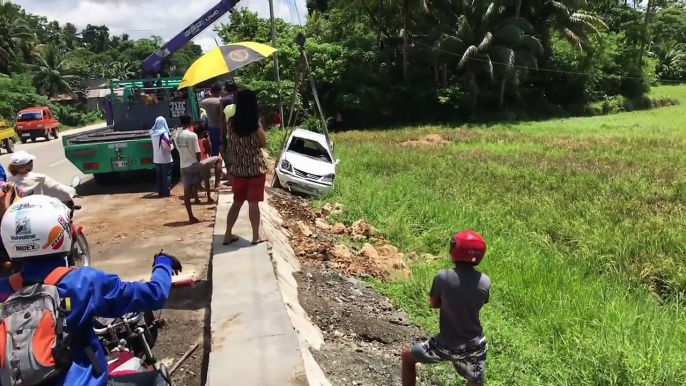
429 266 490 348
199 97 222 129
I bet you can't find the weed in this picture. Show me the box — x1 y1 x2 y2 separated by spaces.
321 85 686 385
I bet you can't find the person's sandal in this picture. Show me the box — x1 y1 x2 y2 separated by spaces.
223 235 239 245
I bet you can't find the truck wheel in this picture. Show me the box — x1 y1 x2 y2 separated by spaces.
19 137 27 144
30 137 36 142
3 138 14 154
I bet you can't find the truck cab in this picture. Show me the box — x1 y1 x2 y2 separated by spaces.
62 77 199 184
14 106 60 143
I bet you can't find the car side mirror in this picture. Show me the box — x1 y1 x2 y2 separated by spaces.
335 159 340 166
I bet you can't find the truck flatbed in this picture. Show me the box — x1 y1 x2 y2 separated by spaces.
65 126 152 145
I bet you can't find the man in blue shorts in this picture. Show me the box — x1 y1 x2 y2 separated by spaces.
401 230 491 386
198 84 223 157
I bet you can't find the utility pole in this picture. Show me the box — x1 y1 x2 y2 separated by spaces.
268 0 285 129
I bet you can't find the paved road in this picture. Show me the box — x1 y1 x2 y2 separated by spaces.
0 123 105 185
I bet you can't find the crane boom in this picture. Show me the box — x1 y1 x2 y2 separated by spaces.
142 0 239 74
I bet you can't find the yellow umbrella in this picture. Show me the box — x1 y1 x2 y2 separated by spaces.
178 42 277 89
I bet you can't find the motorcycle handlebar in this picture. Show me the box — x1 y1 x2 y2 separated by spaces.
93 313 143 335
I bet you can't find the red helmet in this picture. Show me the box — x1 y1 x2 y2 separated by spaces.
450 230 486 265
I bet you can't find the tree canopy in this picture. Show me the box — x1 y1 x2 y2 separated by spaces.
0 1 203 125
2 0 685 128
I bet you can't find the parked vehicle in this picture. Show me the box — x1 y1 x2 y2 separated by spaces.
62 78 198 184
0 119 16 154
273 128 339 196
14 106 60 143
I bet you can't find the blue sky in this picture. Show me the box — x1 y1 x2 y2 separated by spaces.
14 0 307 52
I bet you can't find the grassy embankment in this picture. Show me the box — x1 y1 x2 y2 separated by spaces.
319 84 686 385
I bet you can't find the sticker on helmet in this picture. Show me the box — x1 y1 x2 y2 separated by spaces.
15 216 31 235
42 225 65 251
8 202 40 212
14 243 39 252
57 215 70 232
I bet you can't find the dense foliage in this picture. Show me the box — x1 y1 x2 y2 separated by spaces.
218 0 685 127
0 0 202 126
3 0 686 128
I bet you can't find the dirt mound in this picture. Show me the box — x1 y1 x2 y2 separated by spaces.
268 189 411 279
401 134 449 147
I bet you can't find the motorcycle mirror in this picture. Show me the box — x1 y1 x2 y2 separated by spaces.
71 176 81 187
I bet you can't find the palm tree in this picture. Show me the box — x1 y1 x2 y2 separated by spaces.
61 22 81 51
31 45 79 98
653 40 686 80
0 0 35 73
436 4 543 109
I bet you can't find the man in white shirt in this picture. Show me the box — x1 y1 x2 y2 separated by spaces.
176 115 220 224
150 117 174 197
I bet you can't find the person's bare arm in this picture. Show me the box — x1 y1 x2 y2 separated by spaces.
428 274 442 309
429 296 442 308
256 124 267 148
193 134 201 162
220 110 227 152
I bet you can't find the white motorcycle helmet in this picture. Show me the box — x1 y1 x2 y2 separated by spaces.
1 195 73 260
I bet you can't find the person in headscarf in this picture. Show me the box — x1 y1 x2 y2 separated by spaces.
199 107 209 128
150 116 174 197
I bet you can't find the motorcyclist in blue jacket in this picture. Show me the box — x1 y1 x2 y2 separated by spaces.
0 194 182 386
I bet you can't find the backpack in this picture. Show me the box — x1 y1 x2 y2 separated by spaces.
0 266 102 385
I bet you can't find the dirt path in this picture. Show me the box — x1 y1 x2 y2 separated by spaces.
268 189 433 386
76 171 216 385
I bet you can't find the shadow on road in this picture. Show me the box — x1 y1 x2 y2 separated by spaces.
76 170 180 197
165 279 210 312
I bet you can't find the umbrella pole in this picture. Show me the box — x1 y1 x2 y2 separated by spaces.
268 0 285 130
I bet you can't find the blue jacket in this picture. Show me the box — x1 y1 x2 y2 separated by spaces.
0 256 174 386
0 164 6 182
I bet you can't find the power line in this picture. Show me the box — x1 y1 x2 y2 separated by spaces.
403 34 686 84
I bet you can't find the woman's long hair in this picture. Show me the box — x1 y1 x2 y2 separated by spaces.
231 89 259 137
8 162 32 176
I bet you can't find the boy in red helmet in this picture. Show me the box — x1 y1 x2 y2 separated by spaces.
401 230 491 386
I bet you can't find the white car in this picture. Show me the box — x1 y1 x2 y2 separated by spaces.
273 128 339 196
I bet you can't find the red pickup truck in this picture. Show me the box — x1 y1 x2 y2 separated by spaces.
14 106 60 143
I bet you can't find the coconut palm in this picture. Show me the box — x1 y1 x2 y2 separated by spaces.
31 45 78 98
0 0 35 73
61 22 81 51
435 3 543 109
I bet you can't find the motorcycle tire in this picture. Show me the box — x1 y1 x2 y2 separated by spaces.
73 230 91 267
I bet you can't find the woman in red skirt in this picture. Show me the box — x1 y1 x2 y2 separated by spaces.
222 89 268 245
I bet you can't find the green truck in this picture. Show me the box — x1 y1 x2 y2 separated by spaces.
62 78 199 184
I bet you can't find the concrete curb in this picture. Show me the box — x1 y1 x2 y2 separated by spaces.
206 192 330 386
261 199 331 386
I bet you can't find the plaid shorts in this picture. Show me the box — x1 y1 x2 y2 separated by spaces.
411 336 487 384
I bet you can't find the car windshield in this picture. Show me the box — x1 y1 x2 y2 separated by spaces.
287 137 332 163
17 112 42 122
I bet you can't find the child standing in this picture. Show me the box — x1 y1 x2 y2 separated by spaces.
401 230 490 386
194 124 223 193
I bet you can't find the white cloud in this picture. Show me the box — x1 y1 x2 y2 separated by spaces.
14 0 307 52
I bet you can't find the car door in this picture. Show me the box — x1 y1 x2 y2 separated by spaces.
46 108 57 129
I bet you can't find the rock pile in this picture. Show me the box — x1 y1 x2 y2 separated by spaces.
268 189 413 279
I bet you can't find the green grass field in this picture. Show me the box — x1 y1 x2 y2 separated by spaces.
320 85 686 385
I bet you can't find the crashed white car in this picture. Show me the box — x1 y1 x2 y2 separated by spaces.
273 128 339 196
